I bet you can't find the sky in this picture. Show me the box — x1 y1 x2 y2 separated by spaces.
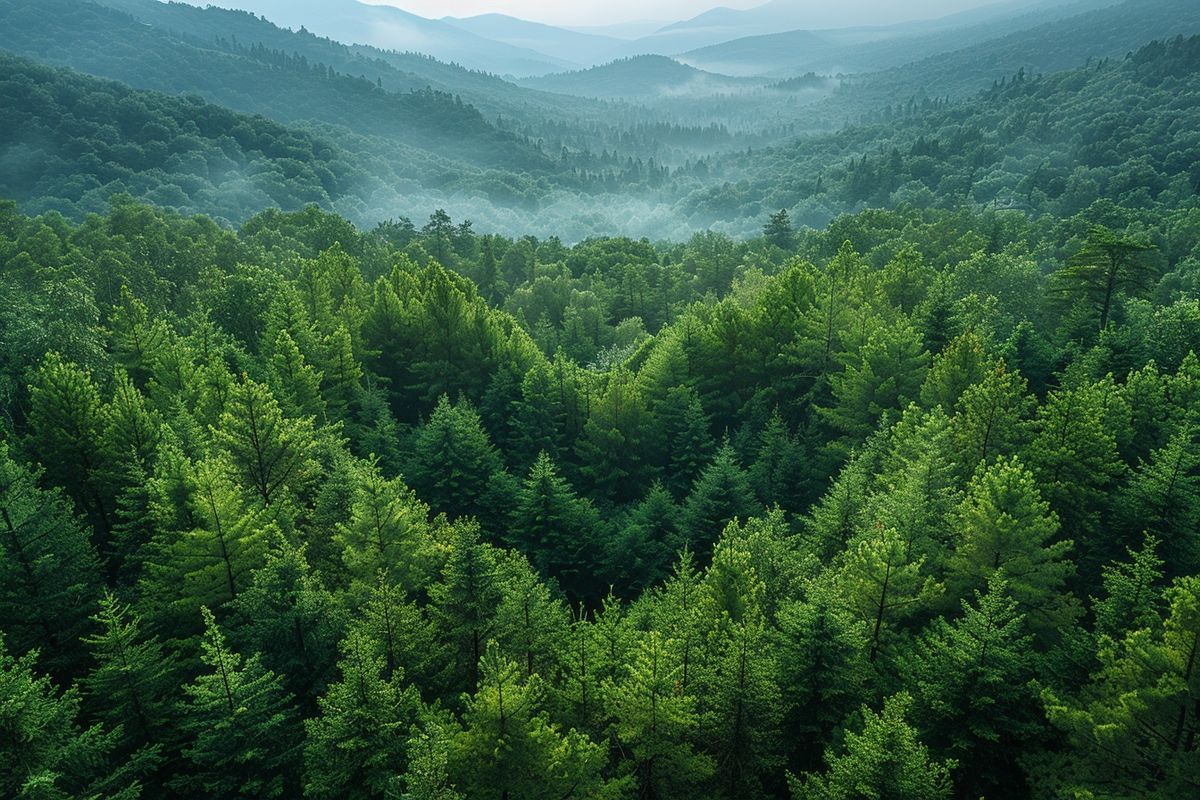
362 0 1007 28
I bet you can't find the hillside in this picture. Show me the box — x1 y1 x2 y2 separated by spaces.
520 55 767 99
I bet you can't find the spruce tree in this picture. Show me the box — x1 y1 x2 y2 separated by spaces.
174 607 301 799
303 631 421 800
407 395 509 524
680 442 762 559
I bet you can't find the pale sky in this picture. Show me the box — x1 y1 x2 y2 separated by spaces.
362 0 1007 28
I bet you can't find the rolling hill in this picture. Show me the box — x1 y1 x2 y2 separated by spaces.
520 55 767 99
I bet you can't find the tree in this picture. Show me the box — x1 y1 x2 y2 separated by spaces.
174 607 301 799
680 443 762 560
774 586 871 768
1092 534 1165 642
402 719 463 800
951 358 1032 473
509 452 604 597
26 352 112 537
763 209 795 250
575 367 653 504
0 441 102 677
267 328 326 420
606 482 684 594
946 457 1079 640
492 552 568 680
789 693 955 800
303 631 421 800
1052 226 1157 330
749 409 807 511
407 395 509 524
0 634 149 800
1039 576 1200 799
655 385 714 499
81 592 177 752
450 642 623 800
607 631 714 799
822 317 929 443
1116 429 1200 576
212 375 319 507
429 522 501 694
335 458 438 594
835 525 942 664
230 540 345 710
899 576 1037 798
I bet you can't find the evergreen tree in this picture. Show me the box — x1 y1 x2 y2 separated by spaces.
656 384 715 499
429 522 501 694
575 367 653 504
0 441 102 677
1092 534 1165 642
402 719 463 800
951 358 1032 474
749 409 807 511
267 328 326 420
0 634 150 800
946 456 1079 640
81 592 177 752
606 482 684 593
230 540 346 710
212 375 319 507
407 395 509 524
509 452 604 597
763 209 795 250
174 607 301 799
680 442 762 559
492 551 568 679
789 693 954 800
1116 428 1200 575
1052 226 1157 331
607 631 714 799
900 576 1037 798
450 642 623 800
303 631 421 800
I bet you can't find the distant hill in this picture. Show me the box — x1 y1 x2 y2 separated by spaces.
441 13 626 67
169 0 573 76
519 55 766 99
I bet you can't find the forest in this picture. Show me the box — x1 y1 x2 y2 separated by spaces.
3 1 1200 799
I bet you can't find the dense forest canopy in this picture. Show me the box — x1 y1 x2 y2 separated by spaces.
3 1 1200 798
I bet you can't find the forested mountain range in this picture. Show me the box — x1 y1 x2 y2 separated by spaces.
2 1 1200 797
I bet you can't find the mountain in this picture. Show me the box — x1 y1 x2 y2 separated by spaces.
678 0 1128 76
171 0 574 75
519 55 767 99
441 13 626 67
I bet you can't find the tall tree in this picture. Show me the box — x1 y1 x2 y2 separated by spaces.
788 693 954 800
303 631 421 800
1052 226 1157 330
680 443 762 560
174 607 301 799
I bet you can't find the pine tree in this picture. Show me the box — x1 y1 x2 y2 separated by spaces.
789 693 955 800
109 285 168 386
230 540 345 710
0 634 150 800
607 631 714 799
81 592 177 751
680 442 762 560
763 209 794 249
774 586 871 768
335 458 437 594
212 374 319 507
402 719 463 800
1116 428 1200 575
575 367 653 504
353 575 445 691
749 408 807 511
492 551 569 680
26 351 112 537
900 576 1036 798
429 522 501 694
946 456 1079 640
606 482 684 594
1051 225 1157 331
509 452 604 596
407 395 508 524
822 317 929 442
0 441 102 677
320 324 363 419
303 630 421 800
1039 576 1200 798
656 385 715 499
450 642 623 800
1092 534 1165 642
835 525 942 664
951 358 1032 474
174 607 301 799
267 328 326 420
919 331 990 411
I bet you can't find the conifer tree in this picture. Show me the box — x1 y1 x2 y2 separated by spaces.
212 374 319 507
353 575 445 690
1116 428 1200 575
429 522 501 693
492 551 569 679
607 482 684 593
267 328 326 420
919 331 990 411
607 631 714 799
450 642 623 800
407 395 509 524
1091 534 1165 642
900 576 1036 798
303 630 421 800
951 358 1032 473
0 634 150 800
789 693 954 800
0 441 102 677
403 719 463 800
576 367 654 503
110 285 169 386
946 457 1079 639
656 384 715 498
749 408 807 511
336 458 437 593
680 442 762 559
81 592 177 752
175 607 301 799
510 452 604 596
230 540 345 710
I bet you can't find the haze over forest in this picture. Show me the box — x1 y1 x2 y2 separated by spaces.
2 2 1200 799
